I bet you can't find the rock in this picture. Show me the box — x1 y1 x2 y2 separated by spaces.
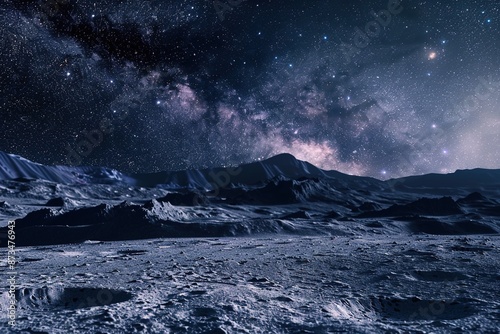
46 197 65 207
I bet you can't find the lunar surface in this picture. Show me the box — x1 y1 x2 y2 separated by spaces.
0 152 499 333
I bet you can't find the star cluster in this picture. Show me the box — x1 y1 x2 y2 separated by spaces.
1 0 499 178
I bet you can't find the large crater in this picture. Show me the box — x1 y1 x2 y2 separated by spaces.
5 287 133 310
323 296 480 321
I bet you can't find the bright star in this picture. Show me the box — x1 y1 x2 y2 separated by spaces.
428 51 437 60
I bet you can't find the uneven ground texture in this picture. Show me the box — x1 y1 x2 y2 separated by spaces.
1 235 499 333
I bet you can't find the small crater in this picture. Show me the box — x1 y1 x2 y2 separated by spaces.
193 307 217 317
366 221 384 228
451 245 492 253
117 249 148 256
411 270 468 282
21 258 44 262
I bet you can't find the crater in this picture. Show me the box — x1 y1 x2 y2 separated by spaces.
11 287 133 310
117 249 148 256
370 296 479 321
322 296 480 321
411 270 469 282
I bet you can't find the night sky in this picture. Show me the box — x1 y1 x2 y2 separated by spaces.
1 0 499 179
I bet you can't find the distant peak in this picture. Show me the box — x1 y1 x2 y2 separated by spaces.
261 153 299 164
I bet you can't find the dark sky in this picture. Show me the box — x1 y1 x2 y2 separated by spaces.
1 0 499 178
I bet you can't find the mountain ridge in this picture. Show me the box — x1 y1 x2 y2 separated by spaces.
0 151 499 190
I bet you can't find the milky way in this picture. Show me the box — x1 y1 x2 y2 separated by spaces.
1 0 499 178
